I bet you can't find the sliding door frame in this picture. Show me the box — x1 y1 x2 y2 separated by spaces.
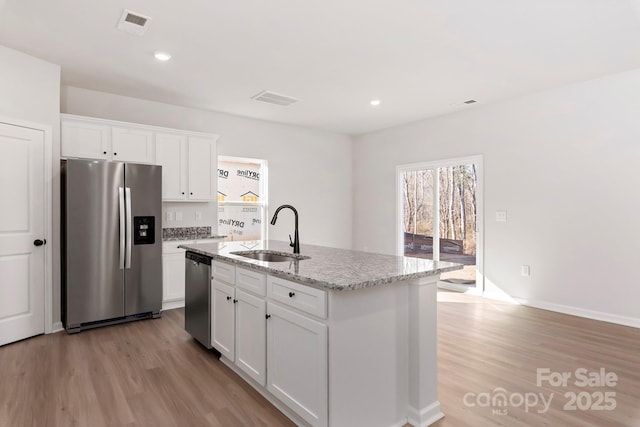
396 155 484 295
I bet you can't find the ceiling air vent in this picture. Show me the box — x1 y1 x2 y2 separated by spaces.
463 99 477 104
117 9 152 36
251 90 299 106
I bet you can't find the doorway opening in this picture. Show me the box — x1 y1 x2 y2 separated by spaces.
397 156 483 293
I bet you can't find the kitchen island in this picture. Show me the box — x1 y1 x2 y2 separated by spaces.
179 240 462 427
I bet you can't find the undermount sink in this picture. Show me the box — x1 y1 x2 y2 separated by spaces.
230 250 310 262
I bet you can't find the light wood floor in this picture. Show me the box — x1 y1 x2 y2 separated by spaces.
1 292 639 426
0 309 294 427
433 291 640 427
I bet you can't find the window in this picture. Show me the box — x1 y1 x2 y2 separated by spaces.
217 156 267 241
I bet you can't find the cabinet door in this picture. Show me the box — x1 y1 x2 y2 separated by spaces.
155 133 187 200
61 120 110 160
112 126 155 163
235 289 266 386
212 279 235 360
267 302 328 427
162 251 186 303
187 136 216 201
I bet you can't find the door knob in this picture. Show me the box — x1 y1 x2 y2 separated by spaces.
34 239 46 246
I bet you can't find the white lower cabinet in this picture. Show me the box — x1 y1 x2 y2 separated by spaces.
212 279 236 360
266 301 328 427
212 270 267 385
211 265 328 427
235 289 266 386
162 241 194 309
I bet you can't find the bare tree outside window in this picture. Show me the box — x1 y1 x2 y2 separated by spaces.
403 164 477 285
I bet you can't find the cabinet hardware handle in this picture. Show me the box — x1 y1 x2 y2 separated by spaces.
182 192 185 195
288 292 295 298
34 239 46 246
103 151 107 155
113 152 117 155
190 192 193 195
226 296 232 301
265 314 271 319
233 299 238 304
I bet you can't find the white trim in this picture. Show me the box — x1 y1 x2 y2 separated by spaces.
51 321 64 333
437 281 482 296
396 155 484 294
407 401 444 427
515 298 640 329
0 115 54 335
162 299 185 311
60 113 218 139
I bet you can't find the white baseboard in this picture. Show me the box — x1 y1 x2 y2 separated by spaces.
441 287 640 329
162 299 185 311
515 298 640 329
51 321 64 333
438 281 482 296
407 401 444 427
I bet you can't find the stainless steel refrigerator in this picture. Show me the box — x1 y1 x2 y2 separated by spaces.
61 159 162 333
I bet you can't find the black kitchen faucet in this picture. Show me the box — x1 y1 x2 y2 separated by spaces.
270 204 300 254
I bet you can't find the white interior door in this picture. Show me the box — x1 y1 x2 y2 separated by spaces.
0 122 45 346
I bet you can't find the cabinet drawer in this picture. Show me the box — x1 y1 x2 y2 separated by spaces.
213 260 236 284
267 276 327 319
236 267 267 296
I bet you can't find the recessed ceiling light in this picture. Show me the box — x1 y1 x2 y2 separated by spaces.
154 52 171 61
370 99 381 106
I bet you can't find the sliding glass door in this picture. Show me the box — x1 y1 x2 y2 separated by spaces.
398 156 483 293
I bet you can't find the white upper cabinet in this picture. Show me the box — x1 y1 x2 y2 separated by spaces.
62 116 154 163
187 136 217 201
61 119 110 160
156 133 217 202
111 126 155 163
61 114 218 202
155 133 187 200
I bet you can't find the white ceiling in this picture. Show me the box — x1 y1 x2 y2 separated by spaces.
2 0 640 135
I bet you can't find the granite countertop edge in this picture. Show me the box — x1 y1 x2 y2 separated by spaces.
179 242 463 292
163 235 227 242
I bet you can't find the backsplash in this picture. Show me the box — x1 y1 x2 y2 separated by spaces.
163 226 212 240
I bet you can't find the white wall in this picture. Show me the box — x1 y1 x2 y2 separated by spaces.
353 69 640 326
0 45 60 124
61 86 353 249
0 45 61 327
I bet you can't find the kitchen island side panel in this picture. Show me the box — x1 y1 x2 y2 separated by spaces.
328 282 410 427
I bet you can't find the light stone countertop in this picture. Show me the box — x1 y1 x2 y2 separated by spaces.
163 235 227 242
178 240 463 291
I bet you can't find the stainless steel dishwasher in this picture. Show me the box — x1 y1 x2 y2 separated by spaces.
185 251 212 348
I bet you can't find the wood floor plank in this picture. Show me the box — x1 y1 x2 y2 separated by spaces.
433 291 640 427
0 292 638 426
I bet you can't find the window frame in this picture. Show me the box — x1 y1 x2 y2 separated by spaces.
217 155 268 242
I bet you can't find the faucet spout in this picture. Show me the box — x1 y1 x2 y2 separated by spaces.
270 204 300 254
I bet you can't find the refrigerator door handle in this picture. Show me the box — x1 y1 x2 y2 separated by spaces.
118 187 125 269
125 187 132 269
